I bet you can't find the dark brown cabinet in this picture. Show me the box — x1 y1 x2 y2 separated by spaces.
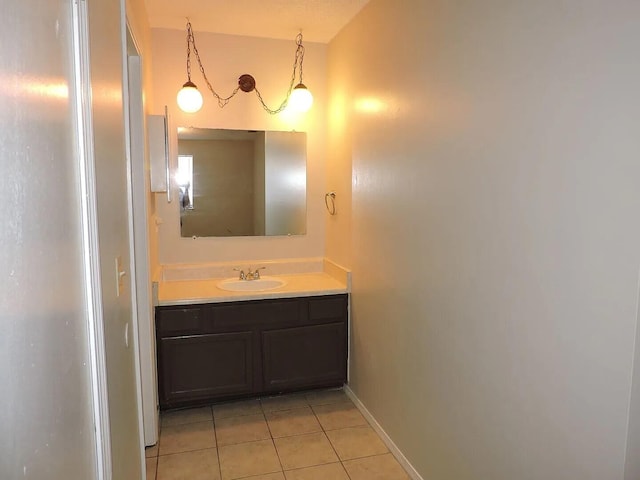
262 323 347 392
156 294 348 409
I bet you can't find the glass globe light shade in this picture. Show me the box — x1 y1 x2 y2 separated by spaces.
288 83 313 112
177 81 203 113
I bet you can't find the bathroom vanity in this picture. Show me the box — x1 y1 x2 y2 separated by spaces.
156 283 348 409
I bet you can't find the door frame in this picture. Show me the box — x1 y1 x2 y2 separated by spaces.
123 17 160 447
121 11 150 475
70 1 112 477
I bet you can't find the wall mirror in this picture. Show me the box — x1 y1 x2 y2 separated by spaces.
176 127 306 237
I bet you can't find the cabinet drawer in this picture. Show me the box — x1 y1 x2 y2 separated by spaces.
210 298 301 331
256 299 300 324
308 295 348 322
208 303 258 332
157 306 205 337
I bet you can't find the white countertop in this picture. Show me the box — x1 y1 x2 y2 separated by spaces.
157 272 348 306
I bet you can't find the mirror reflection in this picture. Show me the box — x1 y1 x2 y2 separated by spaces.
177 127 307 237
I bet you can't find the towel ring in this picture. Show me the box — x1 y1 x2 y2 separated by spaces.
325 192 337 215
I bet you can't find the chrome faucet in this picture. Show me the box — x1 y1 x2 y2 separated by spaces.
233 268 245 280
245 267 266 281
233 266 266 281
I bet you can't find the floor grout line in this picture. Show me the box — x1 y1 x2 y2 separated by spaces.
151 454 158 480
308 396 353 479
157 445 219 457
211 404 224 480
262 407 286 478
156 389 410 480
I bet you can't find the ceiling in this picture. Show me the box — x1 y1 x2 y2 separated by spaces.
143 0 371 43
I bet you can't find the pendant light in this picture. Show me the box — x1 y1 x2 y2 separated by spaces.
176 24 204 113
289 83 313 112
177 81 203 113
177 21 313 115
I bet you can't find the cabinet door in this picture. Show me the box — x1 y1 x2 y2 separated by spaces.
157 306 205 337
262 322 347 392
159 332 253 407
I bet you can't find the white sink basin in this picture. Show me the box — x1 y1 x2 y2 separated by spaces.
217 276 286 292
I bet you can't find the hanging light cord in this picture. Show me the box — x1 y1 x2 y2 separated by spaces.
185 20 306 114
255 32 305 114
186 21 239 107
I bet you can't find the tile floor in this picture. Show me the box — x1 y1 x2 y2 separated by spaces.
145 388 410 480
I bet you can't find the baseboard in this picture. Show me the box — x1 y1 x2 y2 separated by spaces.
343 385 425 480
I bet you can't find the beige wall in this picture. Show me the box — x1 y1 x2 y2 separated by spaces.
325 50 352 268
151 28 327 265
328 1 640 479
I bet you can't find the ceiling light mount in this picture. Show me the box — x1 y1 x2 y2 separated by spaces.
176 20 313 115
238 74 256 93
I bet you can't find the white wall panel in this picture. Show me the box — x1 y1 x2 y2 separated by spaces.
0 1 97 478
328 1 640 478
